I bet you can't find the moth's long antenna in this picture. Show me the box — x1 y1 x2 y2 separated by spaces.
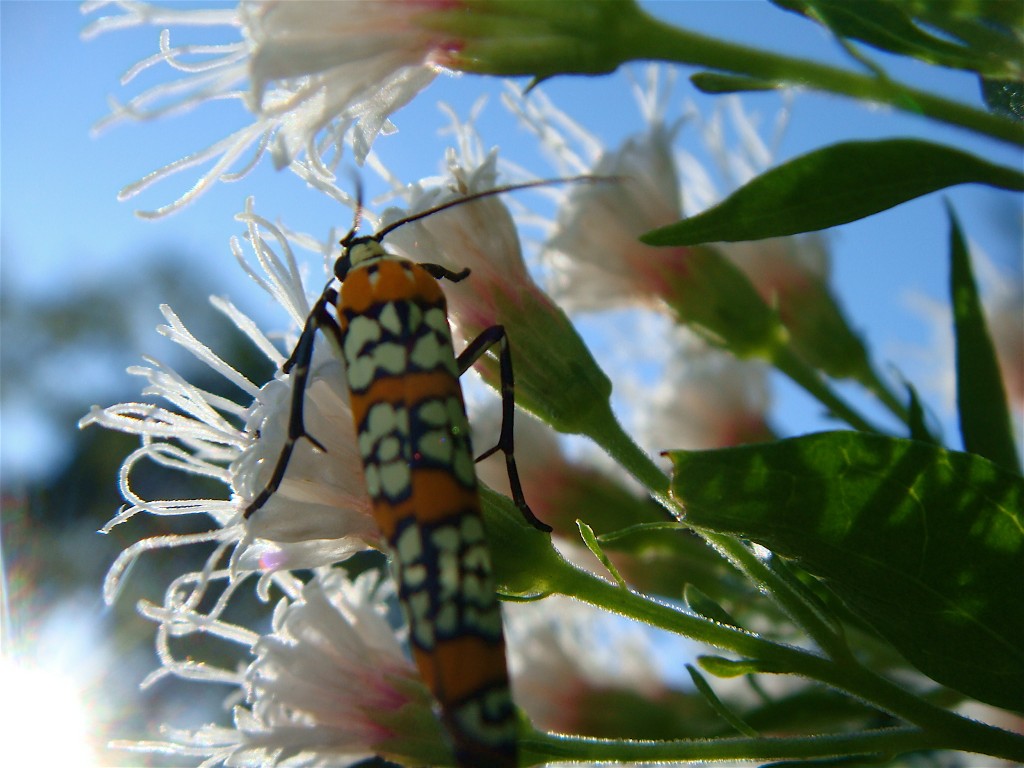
374 174 621 241
340 175 365 247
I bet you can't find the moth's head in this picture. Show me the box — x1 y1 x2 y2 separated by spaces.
334 234 389 281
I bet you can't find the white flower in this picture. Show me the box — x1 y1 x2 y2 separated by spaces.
719 232 876 382
83 0 459 216
988 286 1024 412
80 198 378 607
639 327 773 452
113 569 452 767
363 121 615 437
515 72 876 390
520 78 796 320
241 570 451 766
506 596 675 734
378 145 534 332
508 71 812 330
543 120 685 313
508 65 686 312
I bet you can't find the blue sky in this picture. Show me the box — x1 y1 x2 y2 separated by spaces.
2 1 1022 481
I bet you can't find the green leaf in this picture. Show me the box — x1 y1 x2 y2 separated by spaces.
903 381 934 444
771 0 1022 79
684 584 740 627
640 139 1024 246
948 205 1021 472
577 519 627 588
697 655 773 678
597 522 749 606
981 77 1024 121
480 485 562 599
686 664 760 737
690 72 780 94
667 433 1024 711
745 686 888 739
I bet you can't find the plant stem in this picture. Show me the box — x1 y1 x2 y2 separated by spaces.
584 407 851 658
556 564 1024 763
618 5 1024 147
771 344 882 432
708 530 853 662
522 726 935 765
582 402 673 505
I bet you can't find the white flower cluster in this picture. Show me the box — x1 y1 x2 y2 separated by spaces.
86 4 975 765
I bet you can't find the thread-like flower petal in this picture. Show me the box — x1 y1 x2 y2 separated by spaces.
83 0 459 215
81 200 379 609
112 570 452 767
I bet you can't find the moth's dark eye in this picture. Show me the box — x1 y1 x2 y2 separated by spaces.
335 253 352 280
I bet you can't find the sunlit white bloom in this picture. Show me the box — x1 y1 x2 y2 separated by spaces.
508 67 687 312
80 199 377 604
241 570 452 766
720 233 827 304
720 234 872 381
378 139 533 333
115 569 453 767
83 0 460 216
506 596 673 735
521 80 782 361
986 285 1024 412
525 82 786 317
546 121 686 313
372 125 615 436
676 95 788 215
517 74 873 386
639 327 773 452
510 74 769 310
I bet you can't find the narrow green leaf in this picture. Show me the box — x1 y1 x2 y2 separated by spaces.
690 72 780 94
771 0 1018 77
903 382 934 443
745 687 888 740
686 664 760 737
667 433 1024 710
913 4 1024 75
684 584 740 627
596 521 744 606
596 521 685 543
577 519 627 588
948 205 1021 472
981 77 1024 121
697 655 768 678
640 139 1024 246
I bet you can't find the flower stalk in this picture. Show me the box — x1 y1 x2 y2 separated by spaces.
429 0 1024 146
574 411 854 660
615 4 1024 147
521 726 936 765
769 344 883 433
546 562 1024 764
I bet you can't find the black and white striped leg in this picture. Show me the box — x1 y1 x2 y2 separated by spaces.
457 325 551 533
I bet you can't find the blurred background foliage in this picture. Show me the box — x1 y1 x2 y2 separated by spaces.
1 250 275 764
